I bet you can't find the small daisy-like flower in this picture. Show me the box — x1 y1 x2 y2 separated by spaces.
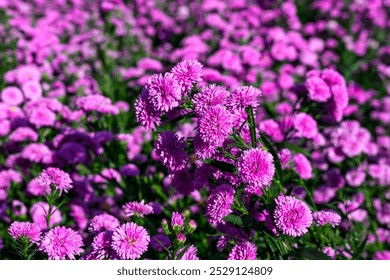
171 60 203 93
1 86 24 105
273 196 313 237
293 112 318 139
305 76 331 102
228 86 262 111
38 167 73 194
205 184 235 227
192 84 229 116
198 105 232 147
39 226 84 260
293 153 313 180
237 148 275 189
313 210 341 227
91 231 120 260
89 214 120 233
123 200 154 218
228 242 257 260
146 73 181 112
9 222 42 244
111 222 150 260
154 131 189 174
322 246 336 259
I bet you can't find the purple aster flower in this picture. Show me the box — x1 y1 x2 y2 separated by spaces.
22 81 42 101
305 76 331 102
171 60 203 93
205 184 235 227
228 86 262 111
21 143 53 164
38 167 73 195
9 222 42 244
346 168 366 187
111 222 150 260
273 195 313 237
0 238 3 251
9 127 38 142
293 153 313 180
322 246 336 259
228 242 257 260
198 105 232 146
154 131 189 174
39 226 84 260
193 84 229 116
91 231 120 260
293 112 318 139
194 135 217 159
237 148 275 190
123 200 154 218
119 164 140 177
76 95 119 115
89 214 120 233
313 210 341 227
373 251 390 260
177 245 200 260
146 72 181 112
134 89 162 131
171 169 194 195
29 108 56 128
1 86 24 105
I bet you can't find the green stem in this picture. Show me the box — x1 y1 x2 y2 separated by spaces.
245 106 257 148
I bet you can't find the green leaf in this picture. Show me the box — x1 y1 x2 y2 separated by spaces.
223 214 244 226
295 248 332 260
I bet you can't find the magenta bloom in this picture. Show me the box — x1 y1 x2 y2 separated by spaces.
89 214 120 233
373 251 390 260
154 131 189 173
193 84 229 116
171 212 185 230
9 222 41 243
1 86 24 105
39 226 84 260
205 184 235 227
123 200 154 218
305 76 331 102
237 148 275 190
171 60 203 93
111 222 150 260
29 108 56 128
38 167 73 194
313 210 341 227
9 127 38 142
146 73 181 112
293 153 313 180
228 86 262 111
22 81 42 100
198 105 232 146
293 112 318 139
134 89 162 131
273 196 313 237
91 231 119 260
228 242 257 260
323 246 336 259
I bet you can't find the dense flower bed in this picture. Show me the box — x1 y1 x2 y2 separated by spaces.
0 0 389 260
